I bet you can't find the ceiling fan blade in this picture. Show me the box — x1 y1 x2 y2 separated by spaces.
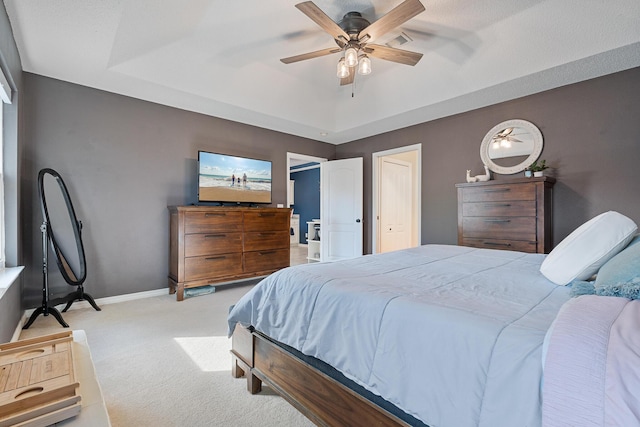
296 1 350 43
364 44 423 66
339 66 356 86
358 0 425 43
281 47 342 64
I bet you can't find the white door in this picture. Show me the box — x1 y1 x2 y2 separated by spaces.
379 157 412 253
320 158 363 262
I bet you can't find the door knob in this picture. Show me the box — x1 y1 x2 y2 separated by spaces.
356 219 361 223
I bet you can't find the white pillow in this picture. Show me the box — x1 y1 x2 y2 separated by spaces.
540 211 638 285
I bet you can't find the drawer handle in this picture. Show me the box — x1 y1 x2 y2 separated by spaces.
205 256 226 261
205 213 226 217
483 219 511 223
258 251 276 256
487 203 511 207
204 234 226 238
258 213 275 217
483 188 511 193
484 242 512 247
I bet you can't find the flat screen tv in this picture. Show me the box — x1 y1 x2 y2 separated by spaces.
198 151 272 204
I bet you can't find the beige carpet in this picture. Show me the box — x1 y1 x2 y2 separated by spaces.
19 284 314 427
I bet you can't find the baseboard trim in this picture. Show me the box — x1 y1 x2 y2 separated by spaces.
17 288 168 339
11 316 24 342
68 288 168 309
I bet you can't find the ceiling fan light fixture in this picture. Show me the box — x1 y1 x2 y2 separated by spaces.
337 58 350 79
281 0 426 88
345 45 359 67
357 55 371 75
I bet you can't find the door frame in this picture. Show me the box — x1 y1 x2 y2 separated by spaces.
286 152 327 209
372 143 422 254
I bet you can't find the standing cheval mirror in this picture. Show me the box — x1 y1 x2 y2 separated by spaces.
23 168 100 329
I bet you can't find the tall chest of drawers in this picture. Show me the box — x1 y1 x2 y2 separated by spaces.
456 177 555 254
168 206 291 301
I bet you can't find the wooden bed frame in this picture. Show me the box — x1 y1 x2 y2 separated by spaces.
230 325 411 426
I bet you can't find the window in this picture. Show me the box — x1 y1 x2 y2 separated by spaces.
0 65 10 269
0 100 4 269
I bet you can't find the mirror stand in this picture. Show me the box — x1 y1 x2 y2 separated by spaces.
60 284 101 313
23 221 102 329
24 168 101 330
23 222 70 329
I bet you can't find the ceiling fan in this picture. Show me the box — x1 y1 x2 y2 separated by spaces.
281 0 426 86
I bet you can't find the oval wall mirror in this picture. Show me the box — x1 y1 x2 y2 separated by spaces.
480 119 543 175
39 168 87 286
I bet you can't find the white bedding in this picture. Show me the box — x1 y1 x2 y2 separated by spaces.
228 245 571 426
543 295 640 427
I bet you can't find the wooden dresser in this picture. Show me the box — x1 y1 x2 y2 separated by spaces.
168 206 291 301
456 177 555 254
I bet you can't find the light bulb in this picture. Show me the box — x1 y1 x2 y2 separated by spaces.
336 58 350 79
357 55 371 75
345 46 358 67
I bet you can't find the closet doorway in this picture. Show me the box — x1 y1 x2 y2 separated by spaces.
372 144 422 254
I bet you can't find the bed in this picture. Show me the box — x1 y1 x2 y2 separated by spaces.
227 213 640 426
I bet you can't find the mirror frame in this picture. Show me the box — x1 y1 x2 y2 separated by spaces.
38 168 87 287
480 119 543 175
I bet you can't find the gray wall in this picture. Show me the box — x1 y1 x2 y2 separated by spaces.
336 67 640 253
21 74 335 307
18 67 640 307
1 1 23 342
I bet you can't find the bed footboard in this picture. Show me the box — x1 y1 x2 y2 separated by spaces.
230 325 410 427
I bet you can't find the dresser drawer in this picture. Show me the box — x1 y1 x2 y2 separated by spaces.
461 238 537 252
244 248 290 273
462 200 536 217
184 253 243 281
244 211 290 232
184 211 243 234
462 217 537 241
184 232 243 257
461 184 535 203
244 231 289 251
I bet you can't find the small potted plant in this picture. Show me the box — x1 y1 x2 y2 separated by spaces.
526 159 548 177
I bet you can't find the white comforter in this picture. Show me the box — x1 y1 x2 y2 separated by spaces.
228 245 571 426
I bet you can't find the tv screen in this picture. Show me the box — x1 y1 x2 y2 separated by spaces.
198 151 272 204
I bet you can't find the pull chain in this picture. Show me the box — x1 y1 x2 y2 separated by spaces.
351 72 357 97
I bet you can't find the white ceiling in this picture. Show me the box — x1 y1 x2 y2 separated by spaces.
4 0 640 144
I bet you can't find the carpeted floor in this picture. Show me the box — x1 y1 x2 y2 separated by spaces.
19 284 314 427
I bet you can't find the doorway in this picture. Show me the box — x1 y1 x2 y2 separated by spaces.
287 153 364 263
372 144 422 254
287 153 326 263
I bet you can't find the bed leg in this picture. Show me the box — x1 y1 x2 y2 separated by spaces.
231 354 246 378
247 372 262 394
231 354 262 394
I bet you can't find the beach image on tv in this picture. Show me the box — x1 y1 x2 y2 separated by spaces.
199 152 272 203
